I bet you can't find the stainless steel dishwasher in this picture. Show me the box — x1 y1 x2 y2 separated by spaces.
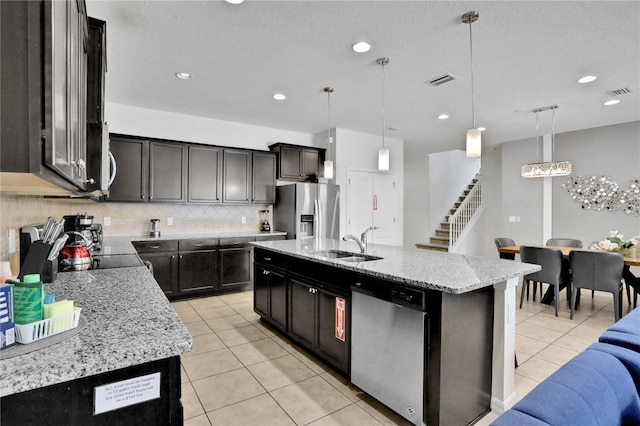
351 281 427 426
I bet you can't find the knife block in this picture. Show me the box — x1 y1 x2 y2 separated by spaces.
18 241 57 283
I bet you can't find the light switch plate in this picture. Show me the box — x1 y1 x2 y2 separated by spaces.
241 217 247 224
509 216 516 223
167 217 173 226
104 217 111 226
8 229 16 253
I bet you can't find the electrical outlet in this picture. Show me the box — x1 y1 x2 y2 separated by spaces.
8 229 16 253
241 216 247 224
515 216 521 223
509 216 515 223
104 217 111 226
167 217 173 226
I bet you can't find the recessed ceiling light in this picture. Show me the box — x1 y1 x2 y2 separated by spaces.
437 114 450 120
477 126 486 131
352 42 371 53
224 0 244 4
577 75 597 84
273 93 286 101
175 72 192 80
603 99 620 106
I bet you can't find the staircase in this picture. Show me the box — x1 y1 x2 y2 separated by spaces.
416 174 481 253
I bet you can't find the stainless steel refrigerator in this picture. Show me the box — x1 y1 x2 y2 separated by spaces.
274 183 340 240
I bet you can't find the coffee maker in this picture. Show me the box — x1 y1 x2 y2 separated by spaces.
63 213 103 252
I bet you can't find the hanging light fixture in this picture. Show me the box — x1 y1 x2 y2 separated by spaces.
377 57 390 171
323 87 334 180
521 105 573 178
462 11 481 158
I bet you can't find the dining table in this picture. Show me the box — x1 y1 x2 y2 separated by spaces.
498 245 640 308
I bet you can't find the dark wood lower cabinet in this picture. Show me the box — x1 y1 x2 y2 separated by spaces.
254 261 287 332
137 252 178 296
289 277 316 348
178 251 217 294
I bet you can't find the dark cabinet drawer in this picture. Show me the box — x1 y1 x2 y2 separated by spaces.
219 237 252 248
254 248 287 269
178 239 218 251
254 234 286 242
133 240 178 253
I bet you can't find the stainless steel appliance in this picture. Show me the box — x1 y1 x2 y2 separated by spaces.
351 282 427 426
274 183 339 239
63 214 103 252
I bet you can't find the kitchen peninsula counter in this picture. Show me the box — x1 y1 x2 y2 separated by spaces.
0 266 191 424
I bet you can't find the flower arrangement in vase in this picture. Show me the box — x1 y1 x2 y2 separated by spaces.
591 230 639 257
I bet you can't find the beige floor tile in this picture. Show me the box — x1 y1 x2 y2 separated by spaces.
181 364 189 383
515 351 532 365
291 348 331 374
185 320 214 337
219 291 253 305
206 393 295 426
216 324 268 347
568 323 605 340
182 333 227 358
356 396 414 426
205 313 251 332
308 403 383 426
182 382 205 420
525 313 579 333
517 301 548 314
252 320 283 338
515 357 561 383
172 300 195 313
189 296 226 310
513 374 540 404
229 337 289 366
196 305 237 320
192 368 266 412
184 414 211 426
515 322 563 344
320 370 366 402
515 310 534 323
178 310 204 324
475 410 499 426
515 334 549 357
270 376 352 425
181 347 243 381
535 344 580 366
247 354 317 391
553 333 596 353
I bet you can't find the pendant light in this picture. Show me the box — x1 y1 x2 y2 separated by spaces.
521 105 573 178
377 57 390 171
323 87 334 180
462 11 481 158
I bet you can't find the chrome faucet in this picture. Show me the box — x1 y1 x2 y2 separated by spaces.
360 226 379 249
342 226 379 253
342 234 366 253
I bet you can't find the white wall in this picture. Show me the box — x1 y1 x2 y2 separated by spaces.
403 155 429 249
481 120 640 259
334 128 404 246
105 102 316 150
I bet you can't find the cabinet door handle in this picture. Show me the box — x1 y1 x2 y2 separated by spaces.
192 243 204 247
308 288 317 294
263 257 272 261
149 245 160 249
263 270 270 275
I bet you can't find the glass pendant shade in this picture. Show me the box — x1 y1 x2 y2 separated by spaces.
521 161 572 178
378 148 390 171
466 129 481 158
324 160 334 179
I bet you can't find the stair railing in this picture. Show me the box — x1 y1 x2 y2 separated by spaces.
448 177 482 249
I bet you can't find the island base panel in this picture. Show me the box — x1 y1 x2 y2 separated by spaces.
1 356 183 425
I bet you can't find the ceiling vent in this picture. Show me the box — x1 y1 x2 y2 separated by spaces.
607 87 632 97
426 73 458 86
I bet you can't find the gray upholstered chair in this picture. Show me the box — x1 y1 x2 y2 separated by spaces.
569 251 624 322
546 238 582 248
494 238 516 260
520 246 568 316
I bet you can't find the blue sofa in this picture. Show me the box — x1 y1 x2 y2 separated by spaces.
492 308 640 426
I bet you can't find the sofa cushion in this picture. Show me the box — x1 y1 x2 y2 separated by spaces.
490 408 551 426
599 330 640 353
608 307 640 335
588 342 640 389
491 349 640 426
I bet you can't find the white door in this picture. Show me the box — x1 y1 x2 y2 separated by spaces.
347 170 398 246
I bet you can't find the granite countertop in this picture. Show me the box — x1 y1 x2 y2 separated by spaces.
252 239 540 294
0 266 192 397
98 231 287 255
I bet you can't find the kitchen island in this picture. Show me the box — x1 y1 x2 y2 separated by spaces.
252 238 539 426
0 266 192 425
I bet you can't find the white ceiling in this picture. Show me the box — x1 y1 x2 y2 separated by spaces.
86 1 640 156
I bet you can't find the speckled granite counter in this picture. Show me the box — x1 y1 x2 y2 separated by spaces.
98 231 287 255
251 238 540 294
0 266 192 397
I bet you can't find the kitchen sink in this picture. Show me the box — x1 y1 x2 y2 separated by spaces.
314 250 382 262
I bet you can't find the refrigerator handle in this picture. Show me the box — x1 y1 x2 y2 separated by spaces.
314 199 321 239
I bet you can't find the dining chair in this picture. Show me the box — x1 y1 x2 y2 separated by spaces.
569 251 624 322
546 238 583 248
494 238 516 260
520 246 568 316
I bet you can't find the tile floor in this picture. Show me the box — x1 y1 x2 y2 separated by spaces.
172 288 633 426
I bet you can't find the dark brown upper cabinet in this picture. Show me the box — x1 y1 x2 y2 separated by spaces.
252 152 276 204
106 135 149 202
188 145 222 204
269 143 325 182
222 149 252 204
149 141 187 203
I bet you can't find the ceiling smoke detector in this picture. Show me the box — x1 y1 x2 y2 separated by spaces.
425 73 458 86
607 87 632 97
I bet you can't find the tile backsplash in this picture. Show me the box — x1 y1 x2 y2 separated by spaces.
0 194 271 269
